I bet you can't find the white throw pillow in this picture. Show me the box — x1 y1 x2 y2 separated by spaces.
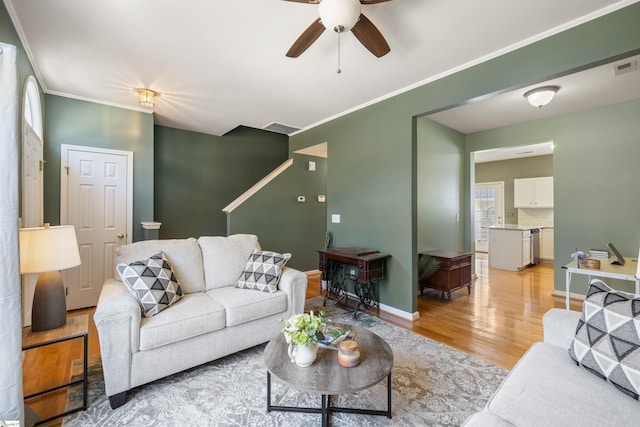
234 249 291 293
117 252 183 317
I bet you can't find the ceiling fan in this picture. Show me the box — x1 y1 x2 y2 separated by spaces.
284 0 392 58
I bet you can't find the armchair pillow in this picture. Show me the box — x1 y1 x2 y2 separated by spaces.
568 279 640 399
234 249 291 293
117 251 183 317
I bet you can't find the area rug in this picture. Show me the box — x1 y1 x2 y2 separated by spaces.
63 297 507 426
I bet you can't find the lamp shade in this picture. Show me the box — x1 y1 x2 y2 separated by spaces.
319 0 362 32
19 225 81 274
523 86 560 108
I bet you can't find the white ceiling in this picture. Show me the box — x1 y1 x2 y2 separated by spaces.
5 0 639 137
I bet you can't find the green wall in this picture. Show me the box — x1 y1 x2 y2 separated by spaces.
43 95 155 242
291 4 640 315
154 125 289 239
475 155 553 224
467 99 640 295
228 153 327 271
417 118 465 253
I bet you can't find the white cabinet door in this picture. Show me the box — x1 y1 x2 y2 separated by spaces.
535 177 554 208
521 232 531 268
514 179 535 208
541 228 554 260
514 176 553 208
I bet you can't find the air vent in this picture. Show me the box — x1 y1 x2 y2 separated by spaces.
613 59 637 76
263 122 301 135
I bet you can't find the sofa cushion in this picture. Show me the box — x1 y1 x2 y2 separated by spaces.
461 409 514 426
139 292 226 351
207 286 287 327
117 252 183 317
199 234 260 290
234 249 291 293
114 238 205 293
487 342 640 426
569 279 640 399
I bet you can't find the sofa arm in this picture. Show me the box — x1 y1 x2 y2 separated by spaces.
278 267 308 317
543 308 581 350
93 278 142 397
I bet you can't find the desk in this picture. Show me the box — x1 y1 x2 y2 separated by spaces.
562 257 639 309
23 314 89 424
318 248 390 318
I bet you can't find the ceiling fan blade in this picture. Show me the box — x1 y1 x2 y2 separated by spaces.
351 14 390 58
286 18 325 58
360 0 394 4
281 0 320 3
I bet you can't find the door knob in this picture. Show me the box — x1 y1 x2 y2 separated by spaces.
117 233 125 239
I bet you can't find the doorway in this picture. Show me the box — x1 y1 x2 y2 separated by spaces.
473 182 504 252
60 144 133 309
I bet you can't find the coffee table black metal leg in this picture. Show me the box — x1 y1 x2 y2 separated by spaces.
322 395 328 427
266 371 272 413
387 373 392 418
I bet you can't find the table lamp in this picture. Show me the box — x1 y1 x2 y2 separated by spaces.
19 224 81 332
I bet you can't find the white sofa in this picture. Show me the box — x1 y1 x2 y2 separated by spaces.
463 308 640 426
94 234 307 409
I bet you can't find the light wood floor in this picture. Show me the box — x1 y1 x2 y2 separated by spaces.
23 254 582 426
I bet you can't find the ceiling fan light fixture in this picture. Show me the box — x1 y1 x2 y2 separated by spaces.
138 88 156 107
523 85 559 109
319 0 362 32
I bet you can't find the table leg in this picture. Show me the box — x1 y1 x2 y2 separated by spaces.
565 270 571 310
387 373 392 419
83 333 88 410
266 372 272 413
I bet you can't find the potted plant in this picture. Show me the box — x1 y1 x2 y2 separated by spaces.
281 311 327 367
417 254 440 288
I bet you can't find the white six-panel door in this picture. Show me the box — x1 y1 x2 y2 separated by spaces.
61 145 133 310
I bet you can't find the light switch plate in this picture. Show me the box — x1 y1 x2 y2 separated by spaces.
297 196 305 202
308 161 316 171
331 214 341 223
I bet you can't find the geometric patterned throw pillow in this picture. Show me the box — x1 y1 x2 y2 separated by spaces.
234 249 291 293
568 279 640 399
116 252 183 317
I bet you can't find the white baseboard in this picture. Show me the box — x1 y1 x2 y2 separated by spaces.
551 289 586 301
379 302 419 322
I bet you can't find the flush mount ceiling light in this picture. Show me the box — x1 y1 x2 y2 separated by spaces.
138 88 156 107
523 85 560 109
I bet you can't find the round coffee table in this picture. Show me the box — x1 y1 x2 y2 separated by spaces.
264 325 393 426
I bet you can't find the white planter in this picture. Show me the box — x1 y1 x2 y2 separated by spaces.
287 342 318 367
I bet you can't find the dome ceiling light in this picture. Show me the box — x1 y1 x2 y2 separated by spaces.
523 86 560 109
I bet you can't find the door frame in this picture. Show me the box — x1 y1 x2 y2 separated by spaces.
60 144 133 245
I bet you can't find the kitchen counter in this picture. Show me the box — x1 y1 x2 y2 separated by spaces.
486 224 541 231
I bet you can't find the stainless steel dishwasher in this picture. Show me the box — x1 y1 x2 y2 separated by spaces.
530 228 540 264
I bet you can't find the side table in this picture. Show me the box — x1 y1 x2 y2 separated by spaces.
419 250 472 300
22 314 89 424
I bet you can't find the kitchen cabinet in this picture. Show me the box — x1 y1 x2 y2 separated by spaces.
514 176 553 208
488 227 532 271
541 227 554 261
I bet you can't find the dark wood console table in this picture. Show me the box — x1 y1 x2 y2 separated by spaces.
419 250 472 300
318 247 390 318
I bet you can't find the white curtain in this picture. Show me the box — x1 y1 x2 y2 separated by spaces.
0 42 24 425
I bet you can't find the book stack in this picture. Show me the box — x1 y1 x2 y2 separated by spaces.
589 249 610 259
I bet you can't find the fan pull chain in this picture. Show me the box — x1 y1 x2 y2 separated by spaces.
337 31 342 74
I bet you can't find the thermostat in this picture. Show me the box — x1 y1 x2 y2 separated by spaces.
317 195 326 203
